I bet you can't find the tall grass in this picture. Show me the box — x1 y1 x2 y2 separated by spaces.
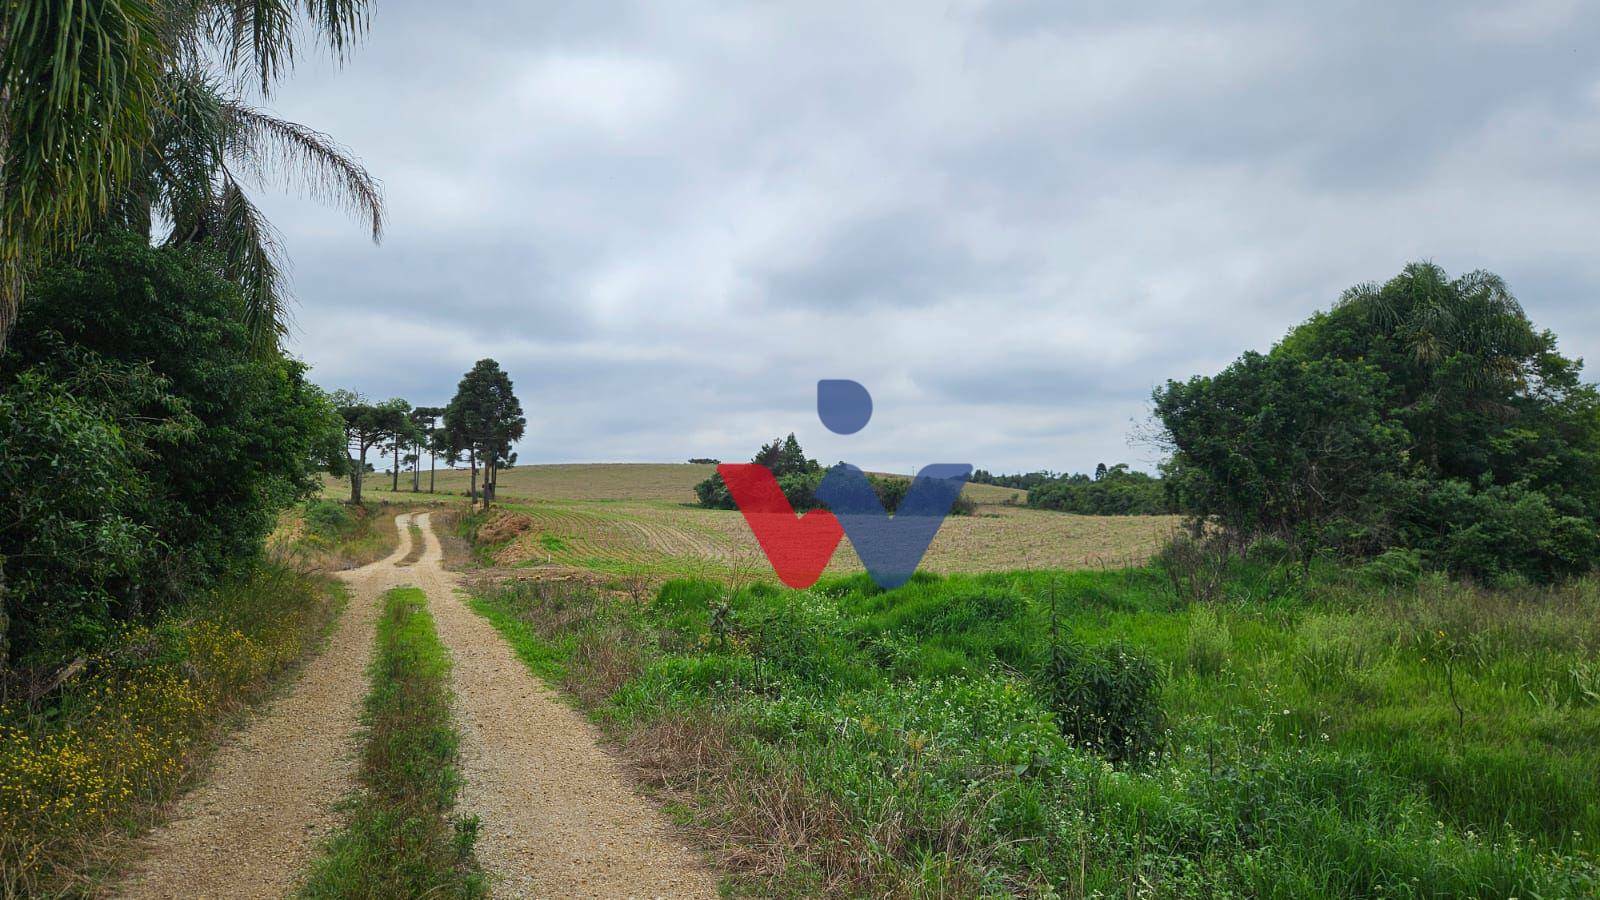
299 587 483 898
470 551 1600 897
279 499 409 570
0 565 342 897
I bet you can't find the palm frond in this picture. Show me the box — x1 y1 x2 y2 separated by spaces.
0 0 168 242
216 176 290 347
199 0 370 92
222 101 384 240
150 70 230 241
0 0 171 350
299 0 371 60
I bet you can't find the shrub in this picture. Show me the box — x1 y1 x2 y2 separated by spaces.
1362 547 1422 587
1037 639 1165 762
1157 533 1231 604
303 500 356 541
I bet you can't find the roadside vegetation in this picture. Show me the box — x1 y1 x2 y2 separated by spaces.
0 237 347 672
0 565 344 897
300 587 484 898
469 544 1599 897
286 499 415 571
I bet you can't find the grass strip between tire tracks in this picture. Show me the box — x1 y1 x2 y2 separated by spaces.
299 586 485 898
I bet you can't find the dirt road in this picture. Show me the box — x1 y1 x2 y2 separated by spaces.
409 512 717 898
116 514 418 899
117 512 716 898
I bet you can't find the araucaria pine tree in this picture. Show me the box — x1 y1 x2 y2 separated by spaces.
445 360 526 510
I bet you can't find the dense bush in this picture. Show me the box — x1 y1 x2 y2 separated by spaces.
1038 639 1165 762
0 235 344 666
1155 263 1600 582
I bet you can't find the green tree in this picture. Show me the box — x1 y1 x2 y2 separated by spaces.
378 399 417 492
1 233 343 663
334 392 404 505
1155 263 1600 581
409 406 444 492
1155 352 1409 552
445 359 525 510
121 70 383 346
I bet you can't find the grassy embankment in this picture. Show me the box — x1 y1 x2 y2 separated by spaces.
0 499 407 897
468 545 1600 897
300 586 483 897
280 499 416 570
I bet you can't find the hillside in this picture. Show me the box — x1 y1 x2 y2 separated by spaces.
325 463 1174 577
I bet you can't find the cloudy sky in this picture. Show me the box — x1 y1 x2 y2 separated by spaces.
259 0 1600 474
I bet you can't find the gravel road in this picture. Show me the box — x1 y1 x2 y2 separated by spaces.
410 512 718 898
115 511 717 899
114 514 417 899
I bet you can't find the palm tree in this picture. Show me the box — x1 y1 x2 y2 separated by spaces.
122 69 382 344
0 0 380 350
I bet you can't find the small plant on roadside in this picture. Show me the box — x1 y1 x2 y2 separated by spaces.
1037 638 1165 763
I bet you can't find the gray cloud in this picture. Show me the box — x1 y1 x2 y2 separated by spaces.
255 0 1600 475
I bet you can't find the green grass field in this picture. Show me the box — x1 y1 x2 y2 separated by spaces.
333 461 1600 893
470 550 1600 896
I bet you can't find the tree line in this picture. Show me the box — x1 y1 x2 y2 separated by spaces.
695 434 976 516
334 359 526 510
970 464 1172 515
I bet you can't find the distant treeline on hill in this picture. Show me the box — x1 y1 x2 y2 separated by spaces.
972 463 1172 515
696 435 975 515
